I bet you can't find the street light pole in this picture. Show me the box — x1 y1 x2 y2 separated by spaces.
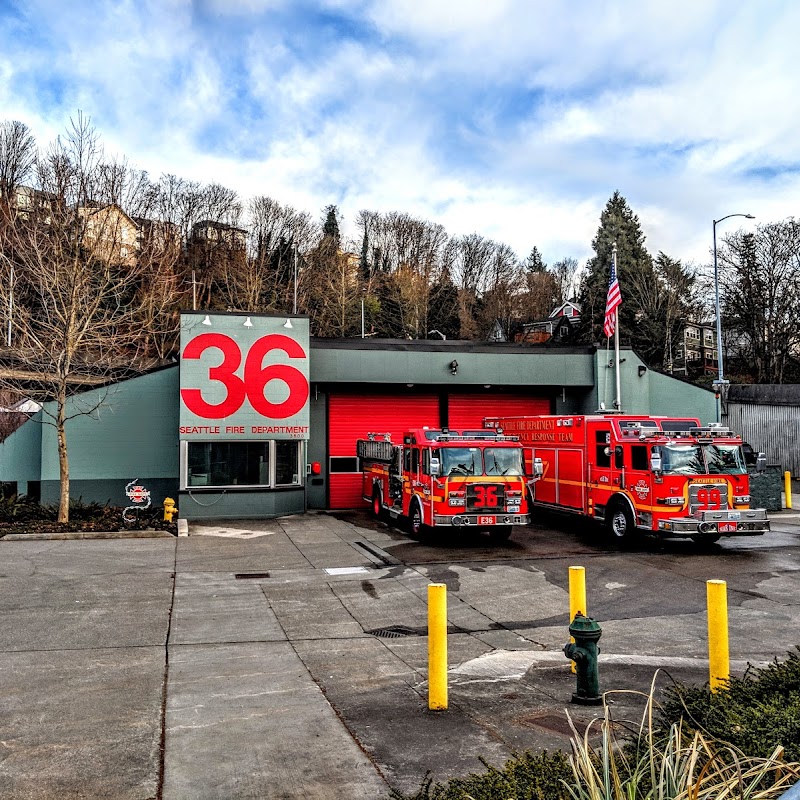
293 247 298 316
712 212 755 422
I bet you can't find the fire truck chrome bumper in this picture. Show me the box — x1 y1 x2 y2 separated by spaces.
659 508 769 536
434 514 530 527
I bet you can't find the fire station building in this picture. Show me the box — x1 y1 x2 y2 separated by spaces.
0 311 715 520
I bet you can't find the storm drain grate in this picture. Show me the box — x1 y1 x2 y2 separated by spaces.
515 711 580 737
515 711 618 738
366 625 420 639
234 572 271 580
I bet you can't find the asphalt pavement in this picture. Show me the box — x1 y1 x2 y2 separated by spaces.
2 510 800 799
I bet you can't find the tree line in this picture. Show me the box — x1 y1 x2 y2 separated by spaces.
1 115 798 381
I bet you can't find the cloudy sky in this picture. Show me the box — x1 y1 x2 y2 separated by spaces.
2 0 798 268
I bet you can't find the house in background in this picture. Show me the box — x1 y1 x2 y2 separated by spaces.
190 220 248 251
515 301 581 344
78 202 143 267
668 321 717 378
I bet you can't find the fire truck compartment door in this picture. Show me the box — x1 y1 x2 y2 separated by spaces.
533 449 557 504
556 449 584 509
531 448 584 509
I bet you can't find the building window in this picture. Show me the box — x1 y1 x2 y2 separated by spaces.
276 441 301 485
183 441 302 488
330 456 359 473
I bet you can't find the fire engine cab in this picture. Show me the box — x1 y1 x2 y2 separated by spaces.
357 428 533 541
484 414 770 544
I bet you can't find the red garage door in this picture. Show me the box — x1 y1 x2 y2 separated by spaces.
328 393 440 509
448 392 551 430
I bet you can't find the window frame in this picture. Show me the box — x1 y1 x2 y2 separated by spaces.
180 440 305 490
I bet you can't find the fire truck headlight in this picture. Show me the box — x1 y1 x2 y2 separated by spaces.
657 497 684 506
734 495 750 504
448 498 466 507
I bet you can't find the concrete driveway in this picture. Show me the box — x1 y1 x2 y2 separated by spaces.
2 511 800 798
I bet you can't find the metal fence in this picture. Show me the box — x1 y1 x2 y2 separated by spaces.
724 402 800 476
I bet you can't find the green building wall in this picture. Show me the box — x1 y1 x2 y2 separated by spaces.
0 367 180 509
0 412 43 497
0 340 717 519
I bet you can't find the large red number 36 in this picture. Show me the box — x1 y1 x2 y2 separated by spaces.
181 333 309 420
474 486 499 507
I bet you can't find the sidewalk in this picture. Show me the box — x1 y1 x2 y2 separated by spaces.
1 512 799 798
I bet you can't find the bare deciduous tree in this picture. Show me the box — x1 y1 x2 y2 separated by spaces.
0 115 182 521
0 120 36 203
719 221 800 383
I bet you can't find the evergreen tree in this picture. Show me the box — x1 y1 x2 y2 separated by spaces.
578 191 658 361
427 268 461 340
359 227 370 281
322 204 340 245
524 246 547 273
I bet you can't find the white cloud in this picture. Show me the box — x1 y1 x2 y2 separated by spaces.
2 0 799 273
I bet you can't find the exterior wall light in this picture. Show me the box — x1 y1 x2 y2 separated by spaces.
449 360 458 375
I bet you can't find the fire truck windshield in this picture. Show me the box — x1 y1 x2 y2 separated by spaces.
705 444 747 475
659 443 747 475
483 447 524 476
660 444 705 475
438 447 479 475
435 447 523 476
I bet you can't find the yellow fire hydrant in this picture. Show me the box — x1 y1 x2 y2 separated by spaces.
163 497 177 523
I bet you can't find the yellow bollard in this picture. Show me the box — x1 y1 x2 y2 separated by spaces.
569 566 587 674
428 583 448 710
785 472 793 510
707 580 730 692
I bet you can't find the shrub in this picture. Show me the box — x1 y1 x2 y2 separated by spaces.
659 648 800 761
389 751 574 800
0 494 50 522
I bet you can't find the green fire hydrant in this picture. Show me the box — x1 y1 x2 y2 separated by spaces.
563 613 603 705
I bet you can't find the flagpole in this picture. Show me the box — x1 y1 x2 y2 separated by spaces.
613 242 622 411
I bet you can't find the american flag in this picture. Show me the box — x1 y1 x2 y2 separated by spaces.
603 251 622 338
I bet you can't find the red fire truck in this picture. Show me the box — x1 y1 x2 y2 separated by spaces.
357 428 534 541
484 414 769 544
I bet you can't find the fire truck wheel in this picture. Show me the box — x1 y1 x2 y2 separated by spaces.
371 489 385 520
408 500 427 540
606 501 636 543
488 525 513 542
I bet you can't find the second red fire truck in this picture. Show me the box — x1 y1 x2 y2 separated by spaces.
357 428 535 541
484 413 769 544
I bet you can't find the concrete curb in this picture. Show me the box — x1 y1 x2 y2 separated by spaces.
177 518 189 537
1 529 176 541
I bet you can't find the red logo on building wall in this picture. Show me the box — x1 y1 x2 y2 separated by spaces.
125 480 151 505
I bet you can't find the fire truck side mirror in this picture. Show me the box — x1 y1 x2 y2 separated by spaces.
756 452 767 473
430 457 440 476
650 451 662 473
532 457 544 478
